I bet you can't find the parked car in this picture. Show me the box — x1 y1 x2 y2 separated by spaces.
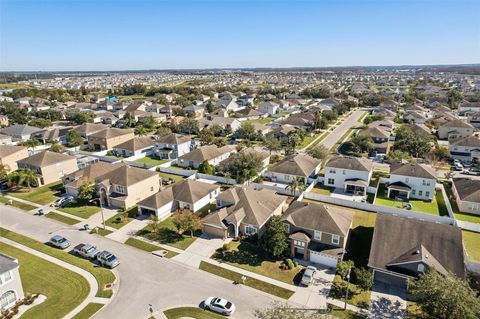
453 162 464 171
48 235 70 249
73 243 100 259
96 250 120 268
301 266 317 286
463 168 480 176
53 196 74 207
204 297 236 316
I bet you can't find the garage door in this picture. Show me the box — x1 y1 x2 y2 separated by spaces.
203 225 226 239
309 250 338 268
374 270 408 289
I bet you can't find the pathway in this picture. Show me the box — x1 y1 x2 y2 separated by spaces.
0 237 110 319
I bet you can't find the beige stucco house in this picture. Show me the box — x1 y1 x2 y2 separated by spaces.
452 178 480 216
87 128 134 151
17 151 78 185
0 145 29 173
438 119 475 140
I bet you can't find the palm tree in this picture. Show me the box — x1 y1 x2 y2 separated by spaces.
123 112 136 127
134 125 147 136
20 140 41 154
287 178 305 196
0 164 10 180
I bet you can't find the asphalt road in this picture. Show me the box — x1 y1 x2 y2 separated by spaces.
0 205 280 319
320 109 366 150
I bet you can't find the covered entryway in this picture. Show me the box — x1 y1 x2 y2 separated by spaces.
139 207 156 215
386 182 411 200
309 250 338 268
344 179 368 196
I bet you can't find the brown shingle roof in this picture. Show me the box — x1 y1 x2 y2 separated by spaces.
326 156 373 172
269 154 321 177
90 128 133 139
178 145 235 163
452 178 480 203
172 179 219 203
0 145 27 158
95 164 157 187
390 161 436 179
18 150 75 167
156 133 191 145
450 136 480 148
114 136 155 151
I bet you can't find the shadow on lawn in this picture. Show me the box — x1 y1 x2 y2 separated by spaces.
137 227 201 245
212 241 265 267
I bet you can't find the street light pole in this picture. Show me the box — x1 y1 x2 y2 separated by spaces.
344 268 351 310
99 196 106 230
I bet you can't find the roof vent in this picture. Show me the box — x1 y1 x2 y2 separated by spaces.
414 250 420 255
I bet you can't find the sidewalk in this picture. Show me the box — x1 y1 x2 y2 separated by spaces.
0 237 111 319
106 218 150 243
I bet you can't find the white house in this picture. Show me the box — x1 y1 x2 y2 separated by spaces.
258 101 279 115
387 161 436 201
0 254 25 311
403 111 427 124
448 136 480 163
438 119 475 140
324 156 374 195
153 133 192 160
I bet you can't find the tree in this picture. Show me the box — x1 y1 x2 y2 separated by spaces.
224 152 263 183
354 267 372 292
28 118 52 128
386 149 413 162
198 161 215 175
349 134 372 154
261 216 288 258
8 169 38 189
394 126 432 157
408 269 480 319
287 177 305 196
337 260 354 280
198 128 215 145
235 122 257 140
49 143 65 153
148 215 161 235
177 118 199 135
66 110 94 124
18 140 41 153
172 210 202 237
134 125 148 136
66 130 84 148
0 164 10 180
306 145 329 160
140 115 157 129
123 112 137 128
255 302 330 319
78 181 96 201
447 88 463 108
262 136 282 155
157 126 172 137
288 131 304 150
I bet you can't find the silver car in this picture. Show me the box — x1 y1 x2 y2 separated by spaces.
204 297 236 316
96 251 120 268
301 266 317 286
48 235 71 249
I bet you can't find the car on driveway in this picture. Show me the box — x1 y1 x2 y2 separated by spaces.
48 235 71 249
96 250 120 268
453 162 464 171
301 266 317 286
73 243 100 259
462 168 480 176
53 196 74 207
204 297 236 316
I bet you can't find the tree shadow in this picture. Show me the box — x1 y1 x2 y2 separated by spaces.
370 296 406 318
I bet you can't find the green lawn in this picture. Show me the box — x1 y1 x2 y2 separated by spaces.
164 307 224 319
352 210 377 228
0 242 90 319
462 230 480 263
441 182 480 223
46 212 81 225
124 237 178 258
328 305 367 319
137 217 198 250
245 117 274 125
296 132 324 149
90 228 113 236
199 261 294 299
8 181 63 205
159 172 185 182
374 183 442 216
169 165 198 172
105 212 133 229
455 212 480 224
58 201 100 219
0 196 36 211
310 184 335 196
330 275 371 309
0 228 115 298
135 156 169 166
212 241 303 285
71 303 104 319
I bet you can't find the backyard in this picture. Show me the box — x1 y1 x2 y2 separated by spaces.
443 182 480 223
137 216 199 250
159 171 185 183
135 156 169 166
0 242 89 319
462 230 480 263
212 240 303 285
8 181 63 205
310 184 335 196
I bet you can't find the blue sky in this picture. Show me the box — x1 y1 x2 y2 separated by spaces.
0 0 479 71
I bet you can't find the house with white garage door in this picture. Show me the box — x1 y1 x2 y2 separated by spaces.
282 201 354 268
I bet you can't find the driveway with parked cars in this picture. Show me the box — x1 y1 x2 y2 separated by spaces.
0 204 279 319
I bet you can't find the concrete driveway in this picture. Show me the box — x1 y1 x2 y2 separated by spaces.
0 205 279 319
289 263 335 308
368 282 407 319
172 234 226 267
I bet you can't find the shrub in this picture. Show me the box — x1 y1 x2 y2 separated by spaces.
284 258 295 270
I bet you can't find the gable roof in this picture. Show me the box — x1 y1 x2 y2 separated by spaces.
114 136 155 151
358 126 389 139
137 187 175 209
64 162 122 186
440 119 474 129
172 179 219 203
282 201 354 236
18 150 75 167
326 156 373 172
156 133 191 145
450 136 480 148
368 214 465 278
178 145 234 163
452 178 480 203
0 145 27 158
0 124 42 137
74 123 108 134
389 161 436 179
95 164 157 187
269 154 321 177
89 127 134 139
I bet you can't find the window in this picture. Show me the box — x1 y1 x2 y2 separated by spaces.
417 264 425 273
412 190 416 195
342 170 346 175
405 177 409 183
314 231 322 241
245 225 257 235
327 178 335 185
425 191 430 198
294 240 305 247
2 271 12 283
329 169 336 174
114 185 126 194
0 290 16 309
332 234 340 245
284 174 290 180
419 190 423 196
422 180 426 186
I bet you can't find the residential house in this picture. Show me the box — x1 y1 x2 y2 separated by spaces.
17 151 78 185
234 108 264 120
62 162 122 197
448 136 480 162
95 164 160 209
32 127 71 145
283 201 354 268
87 128 135 151
265 154 321 184
450 176 479 215
403 111 427 124
408 124 431 136
386 160 436 201
74 123 108 138
202 186 287 239
258 101 279 115
184 105 205 119
438 119 474 140
357 126 390 156
177 145 235 169
0 145 29 172
0 254 25 310
0 134 12 145
219 147 270 170
137 179 220 217
282 113 314 130
0 124 42 141
153 133 192 160
368 213 465 288
112 136 155 158
198 117 241 133
324 156 374 195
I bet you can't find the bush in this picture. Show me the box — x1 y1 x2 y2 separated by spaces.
284 258 295 270
106 151 113 156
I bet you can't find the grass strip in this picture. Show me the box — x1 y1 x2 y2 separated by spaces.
71 303 104 319
46 212 81 225
125 237 178 258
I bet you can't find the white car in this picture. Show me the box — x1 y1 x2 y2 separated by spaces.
301 266 317 286
53 196 74 207
204 297 236 316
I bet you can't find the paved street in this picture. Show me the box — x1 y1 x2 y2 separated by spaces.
319 109 366 150
0 205 280 319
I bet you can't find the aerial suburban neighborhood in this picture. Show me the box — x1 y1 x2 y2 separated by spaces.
0 1 479 319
